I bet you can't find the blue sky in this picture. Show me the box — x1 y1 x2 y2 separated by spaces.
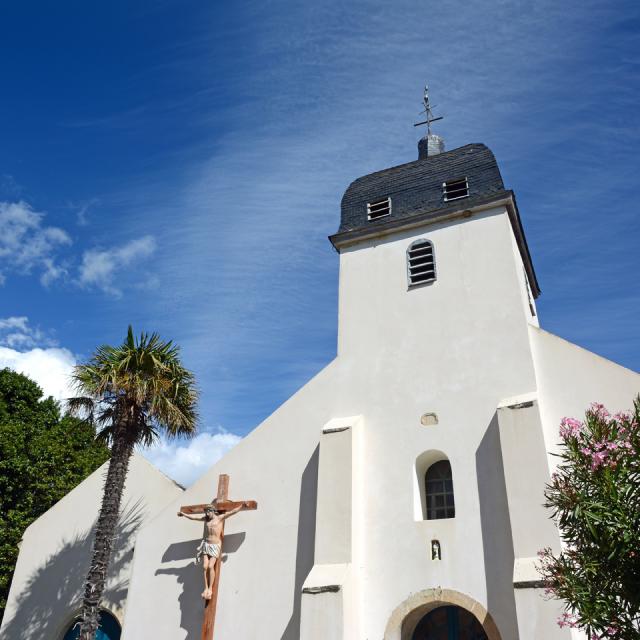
1 1 638 484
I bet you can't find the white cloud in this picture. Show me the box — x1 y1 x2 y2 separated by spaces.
0 316 29 332
0 200 154 296
0 316 57 349
143 430 242 487
0 317 74 402
0 201 71 285
79 235 157 296
0 346 76 402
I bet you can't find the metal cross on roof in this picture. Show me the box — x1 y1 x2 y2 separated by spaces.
413 85 443 136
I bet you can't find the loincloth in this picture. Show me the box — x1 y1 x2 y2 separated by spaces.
196 540 221 563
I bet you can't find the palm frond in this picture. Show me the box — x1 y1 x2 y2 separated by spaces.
66 396 97 423
71 326 199 448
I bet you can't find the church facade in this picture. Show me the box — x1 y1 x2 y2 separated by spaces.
2 135 639 640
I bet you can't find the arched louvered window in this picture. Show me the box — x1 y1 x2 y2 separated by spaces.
407 239 436 287
425 460 455 520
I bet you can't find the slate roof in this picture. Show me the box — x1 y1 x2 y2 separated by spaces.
338 143 504 233
330 142 541 297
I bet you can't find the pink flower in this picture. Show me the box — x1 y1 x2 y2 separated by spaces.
590 450 608 470
557 612 578 629
590 402 610 420
560 417 583 439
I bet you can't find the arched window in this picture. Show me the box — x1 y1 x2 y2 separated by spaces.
425 460 455 520
62 611 121 640
407 239 436 287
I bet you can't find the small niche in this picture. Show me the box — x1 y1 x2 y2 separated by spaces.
431 539 441 561
421 412 438 426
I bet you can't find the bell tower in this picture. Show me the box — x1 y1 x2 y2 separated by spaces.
329 102 540 360
321 87 548 639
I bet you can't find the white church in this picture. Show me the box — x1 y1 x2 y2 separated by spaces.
2 122 639 640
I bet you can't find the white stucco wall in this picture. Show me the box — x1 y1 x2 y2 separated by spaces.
0 453 183 640
121 362 340 640
496 398 567 639
528 329 639 640
122 207 554 640
530 326 639 464
338 208 541 640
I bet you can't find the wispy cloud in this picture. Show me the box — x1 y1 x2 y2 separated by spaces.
0 201 71 286
69 197 100 226
78 235 157 297
0 200 158 297
127 0 640 428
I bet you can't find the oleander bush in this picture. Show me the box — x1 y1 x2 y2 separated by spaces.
538 398 640 639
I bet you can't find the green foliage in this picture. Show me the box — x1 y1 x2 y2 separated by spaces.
539 399 640 639
0 368 109 623
70 325 199 446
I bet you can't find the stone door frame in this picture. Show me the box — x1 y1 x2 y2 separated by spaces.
384 587 502 640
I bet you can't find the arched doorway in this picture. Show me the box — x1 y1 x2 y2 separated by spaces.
383 588 501 640
62 610 121 640
412 605 488 639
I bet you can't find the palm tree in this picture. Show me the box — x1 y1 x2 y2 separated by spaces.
68 327 198 640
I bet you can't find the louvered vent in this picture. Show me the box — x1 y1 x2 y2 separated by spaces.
367 197 391 221
407 239 436 287
442 177 469 201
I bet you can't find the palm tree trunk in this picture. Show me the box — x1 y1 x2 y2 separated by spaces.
79 428 134 640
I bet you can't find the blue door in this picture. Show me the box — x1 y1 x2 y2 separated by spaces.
63 611 121 640
412 605 488 640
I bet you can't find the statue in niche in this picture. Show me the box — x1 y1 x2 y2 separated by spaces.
431 539 441 561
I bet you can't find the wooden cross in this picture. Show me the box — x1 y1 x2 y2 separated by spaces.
179 474 257 640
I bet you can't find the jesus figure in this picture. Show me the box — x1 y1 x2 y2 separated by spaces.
178 502 246 600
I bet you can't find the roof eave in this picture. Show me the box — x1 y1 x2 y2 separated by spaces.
329 190 541 298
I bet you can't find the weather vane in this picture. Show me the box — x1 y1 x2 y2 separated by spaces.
414 85 443 136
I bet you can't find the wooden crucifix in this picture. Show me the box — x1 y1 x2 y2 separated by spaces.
177 474 257 640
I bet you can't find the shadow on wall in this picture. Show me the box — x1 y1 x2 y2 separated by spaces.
155 447 318 640
281 445 319 640
475 415 519 640
156 533 247 638
1 501 145 640
155 557 202 639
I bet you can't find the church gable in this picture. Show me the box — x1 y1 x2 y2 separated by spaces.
0 454 183 640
